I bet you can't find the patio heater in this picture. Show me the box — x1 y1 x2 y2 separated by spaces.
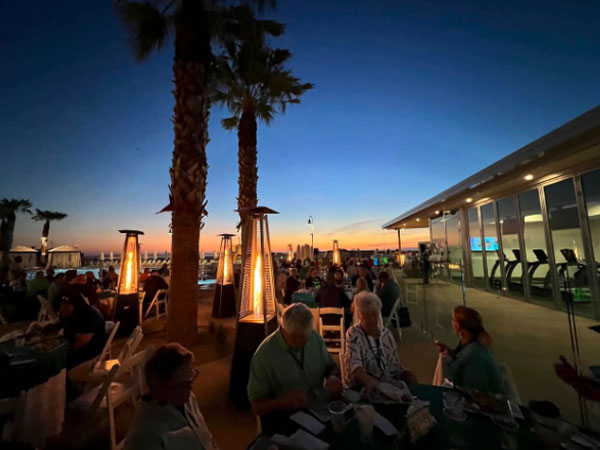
287 244 293 263
332 239 341 266
212 233 236 318
113 230 144 336
230 207 278 409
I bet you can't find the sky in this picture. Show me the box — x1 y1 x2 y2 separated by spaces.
1 0 599 255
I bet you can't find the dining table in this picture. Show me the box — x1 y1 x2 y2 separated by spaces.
250 384 543 450
0 333 69 448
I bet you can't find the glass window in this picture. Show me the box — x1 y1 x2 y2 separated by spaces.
545 178 593 316
581 168 600 307
445 212 462 283
498 196 524 297
481 203 501 291
519 189 553 304
468 207 486 288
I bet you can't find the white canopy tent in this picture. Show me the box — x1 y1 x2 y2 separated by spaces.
46 245 82 268
9 246 39 268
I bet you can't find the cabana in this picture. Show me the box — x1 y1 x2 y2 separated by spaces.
46 245 82 268
9 246 39 268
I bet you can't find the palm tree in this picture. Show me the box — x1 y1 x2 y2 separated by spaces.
0 199 33 256
32 209 68 261
214 32 313 225
116 0 277 345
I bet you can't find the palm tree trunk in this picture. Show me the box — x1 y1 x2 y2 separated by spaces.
3 214 16 254
167 0 211 345
42 220 50 238
0 219 9 255
237 109 258 275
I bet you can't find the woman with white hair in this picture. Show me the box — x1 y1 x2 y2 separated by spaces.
343 293 416 393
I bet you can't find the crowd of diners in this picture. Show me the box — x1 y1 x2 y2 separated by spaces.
3 253 598 449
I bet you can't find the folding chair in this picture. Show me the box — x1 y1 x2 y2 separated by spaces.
383 297 404 341
143 288 169 321
36 295 56 322
89 325 142 382
319 307 344 354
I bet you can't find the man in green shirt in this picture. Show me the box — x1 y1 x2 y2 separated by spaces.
376 271 400 317
247 303 343 417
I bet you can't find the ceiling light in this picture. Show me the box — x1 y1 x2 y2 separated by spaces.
466 198 473 203
435 210 440 215
416 218 420 222
524 174 534 181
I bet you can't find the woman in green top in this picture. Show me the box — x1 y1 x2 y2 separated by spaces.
436 306 504 395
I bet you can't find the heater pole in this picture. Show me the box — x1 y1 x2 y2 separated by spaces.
259 216 268 338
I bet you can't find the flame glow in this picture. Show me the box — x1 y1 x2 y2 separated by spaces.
223 247 229 282
125 250 133 292
253 253 262 320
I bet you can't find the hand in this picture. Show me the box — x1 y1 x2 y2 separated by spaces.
435 341 450 356
282 389 307 410
400 370 418 385
360 377 380 397
325 375 343 398
554 355 578 387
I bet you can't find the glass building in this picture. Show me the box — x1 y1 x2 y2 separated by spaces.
383 106 600 425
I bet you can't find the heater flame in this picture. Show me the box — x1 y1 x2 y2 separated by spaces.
253 253 262 320
223 247 229 282
124 249 134 292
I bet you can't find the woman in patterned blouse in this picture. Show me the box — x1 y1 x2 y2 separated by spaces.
343 293 417 393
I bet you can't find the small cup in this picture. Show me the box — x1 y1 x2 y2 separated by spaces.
355 404 375 443
328 401 348 433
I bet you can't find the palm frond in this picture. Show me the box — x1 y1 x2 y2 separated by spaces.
116 1 171 61
32 209 68 222
222 116 240 130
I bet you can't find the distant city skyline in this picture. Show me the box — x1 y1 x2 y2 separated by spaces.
2 1 599 253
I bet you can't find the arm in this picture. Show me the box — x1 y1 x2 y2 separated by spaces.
555 356 600 402
72 332 94 350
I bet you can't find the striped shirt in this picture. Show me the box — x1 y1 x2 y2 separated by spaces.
343 325 404 388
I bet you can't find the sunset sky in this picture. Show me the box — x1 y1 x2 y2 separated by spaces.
2 1 599 255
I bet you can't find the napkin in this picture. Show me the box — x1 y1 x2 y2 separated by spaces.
289 429 329 450
373 411 399 436
290 411 326 435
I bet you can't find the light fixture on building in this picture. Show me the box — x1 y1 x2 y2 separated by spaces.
212 233 236 318
332 240 341 265
114 229 144 336
435 210 440 215
466 198 473 203
230 207 279 408
524 174 534 181
416 218 420 222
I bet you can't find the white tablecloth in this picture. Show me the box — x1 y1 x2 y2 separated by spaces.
2 368 66 448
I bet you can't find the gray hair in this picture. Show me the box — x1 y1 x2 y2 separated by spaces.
282 303 313 336
355 292 383 329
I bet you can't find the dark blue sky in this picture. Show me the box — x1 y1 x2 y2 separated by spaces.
1 0 599 253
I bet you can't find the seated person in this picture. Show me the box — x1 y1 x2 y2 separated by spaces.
555 355 600 402
376 271 400 317
143 270 169 313
436 306 503 394
248 303 343 421
47 272 66 314
70 273 100 306
102 266 118 290
124 344 218 450
9 256 26 290
304 267 322 289
344 293 416 393
26 271 50 300
351 266 373 291
284 268 301 304
315 273 349 309
334 268 345 287
139 268 151 284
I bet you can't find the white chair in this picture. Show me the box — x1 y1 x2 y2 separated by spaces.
36 295 56 322
84 321 121 384
69 346 153 450
90 325 142 381
142 288 169 321
498 363 522 406
319 307 345 354
383 296 404 341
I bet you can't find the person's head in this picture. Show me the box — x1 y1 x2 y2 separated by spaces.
356 277 369 293
160 263 168 272
378 271 390 284
54 272 66 284
334 268 344 283
59 290 86 318
358 266 368 278
355 293 383 331
150 269 160 277
308 267 317 278
143 268 150 274
85 271 95 281
108 266 116 273
289 268 298 279
46 267 55 278
324 272 335 287
65 269 78 284
281 303 313 349
34 271 44 280
145 343 197 406
14 256 22 264
452 306 491 346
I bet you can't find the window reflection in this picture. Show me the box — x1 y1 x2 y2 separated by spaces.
498 196 523 297
481 203 501 291
519 189 553 303
446 213 462 283
581 169 600 305
544 178 593 316
468 207 486 288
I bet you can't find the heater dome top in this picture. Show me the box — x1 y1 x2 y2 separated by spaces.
118 229 145 235
247 206 279 216
217 233 236 237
